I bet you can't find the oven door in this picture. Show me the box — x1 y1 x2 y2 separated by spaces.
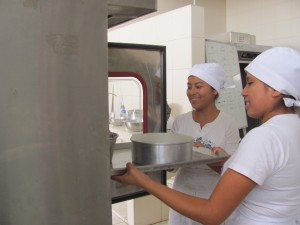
108 42 167 203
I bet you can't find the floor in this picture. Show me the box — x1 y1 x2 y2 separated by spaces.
112 201 168 225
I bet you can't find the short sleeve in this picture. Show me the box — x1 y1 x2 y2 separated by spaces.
227 127 283 185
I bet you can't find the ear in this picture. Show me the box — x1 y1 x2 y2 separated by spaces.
213 90 218 96
270 89 285 103
271 89 282 98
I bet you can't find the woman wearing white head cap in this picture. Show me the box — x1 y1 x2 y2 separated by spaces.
168 63 240 225
112 47 300 225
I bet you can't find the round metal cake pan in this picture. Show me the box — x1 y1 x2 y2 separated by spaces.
131 133 194 165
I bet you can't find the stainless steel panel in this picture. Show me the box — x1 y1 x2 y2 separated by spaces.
108 0 157 28
207 32 256 45
111 149 228 176
110 143 164 201
0 1 110 224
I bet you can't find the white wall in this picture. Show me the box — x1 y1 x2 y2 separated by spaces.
156 0 226 36
0 1 111 225
226 0 300 51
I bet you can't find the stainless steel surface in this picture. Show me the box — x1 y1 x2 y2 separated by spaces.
108 0 157 28
125 109 143 131
111 149 228 176
235 44 271 63
110 132 119 162
207 32 256 45
131 133 194 165
206 33 271 64
111 143 163 200
0 1 111 225
110 118 124 126
125 121 143 132
127 109 143 121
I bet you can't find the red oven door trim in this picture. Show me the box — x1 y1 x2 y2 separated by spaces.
108 71 148 133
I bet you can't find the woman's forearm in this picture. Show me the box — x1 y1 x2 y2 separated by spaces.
140 175 224 225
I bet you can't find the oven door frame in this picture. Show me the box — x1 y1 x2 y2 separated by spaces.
108 42 167 203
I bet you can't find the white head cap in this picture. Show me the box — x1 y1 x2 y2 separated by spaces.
245 47 300 107
188 63 225 92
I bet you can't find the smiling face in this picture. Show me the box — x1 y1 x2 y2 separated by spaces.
187 76 218 110
242 72 284 122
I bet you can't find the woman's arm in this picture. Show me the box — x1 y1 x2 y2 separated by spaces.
112 163 256 225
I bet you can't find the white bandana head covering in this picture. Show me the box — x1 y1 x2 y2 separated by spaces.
245 47 300 107
188 63 225 92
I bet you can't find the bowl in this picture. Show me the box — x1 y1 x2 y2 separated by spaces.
110 118 124 126
125 121 143 132
109 131 119 163
127 109 143 121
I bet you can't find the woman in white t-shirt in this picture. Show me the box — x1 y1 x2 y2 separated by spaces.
169 63 240 225
112 47 300 225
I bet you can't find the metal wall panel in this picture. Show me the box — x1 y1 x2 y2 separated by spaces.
0 1 111 224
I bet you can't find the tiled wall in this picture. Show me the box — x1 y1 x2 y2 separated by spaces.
226 0 300 51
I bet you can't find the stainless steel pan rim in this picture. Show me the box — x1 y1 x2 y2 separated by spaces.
131 133 194 165
131 133 193 144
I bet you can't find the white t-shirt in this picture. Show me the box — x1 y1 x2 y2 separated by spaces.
171 111 239 154
169 111 240 225
223 114 300 225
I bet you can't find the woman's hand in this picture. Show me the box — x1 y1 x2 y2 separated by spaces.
193 142 205 148
211 147 228 157
208 147 229 173
111 162 150 187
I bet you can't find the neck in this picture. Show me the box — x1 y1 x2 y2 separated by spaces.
262 104 295 123
193 105 220 127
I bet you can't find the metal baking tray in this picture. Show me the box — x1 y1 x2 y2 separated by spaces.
110 147 228 176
